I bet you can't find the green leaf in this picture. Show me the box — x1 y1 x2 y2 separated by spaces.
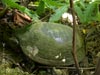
92 1 100 21
36 1 45 15
49 5 68 22
75 5 85 23
96 12 100 21
75 1 85 10
75 1 99 24
43 0 63 9
84 3 95 23
12 0 19 2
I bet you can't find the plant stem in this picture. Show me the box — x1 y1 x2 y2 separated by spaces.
94 58 100 75
69 0 81 75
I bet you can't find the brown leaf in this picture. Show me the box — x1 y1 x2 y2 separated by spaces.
14 11 24 26
13 9 32 27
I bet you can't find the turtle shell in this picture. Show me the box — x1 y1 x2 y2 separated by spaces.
15 22 85 66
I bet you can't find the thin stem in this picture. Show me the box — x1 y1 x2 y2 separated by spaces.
38 66 95 70
69 0 81 75
94 58 100 75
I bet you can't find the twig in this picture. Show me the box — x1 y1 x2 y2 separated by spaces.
94 58 100 75
38 66 95 70
69 0 81 75
40 12 51 21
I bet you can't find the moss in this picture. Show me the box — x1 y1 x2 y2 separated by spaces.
0 66 33 75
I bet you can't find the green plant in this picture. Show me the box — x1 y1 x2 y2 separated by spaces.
1 0 39 20
75 0 100 24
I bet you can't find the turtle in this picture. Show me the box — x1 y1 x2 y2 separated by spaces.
14 21 85 66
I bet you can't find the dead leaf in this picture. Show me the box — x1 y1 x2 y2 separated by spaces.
13 9 32 27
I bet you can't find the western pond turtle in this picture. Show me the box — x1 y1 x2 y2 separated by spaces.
15 22 85 66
